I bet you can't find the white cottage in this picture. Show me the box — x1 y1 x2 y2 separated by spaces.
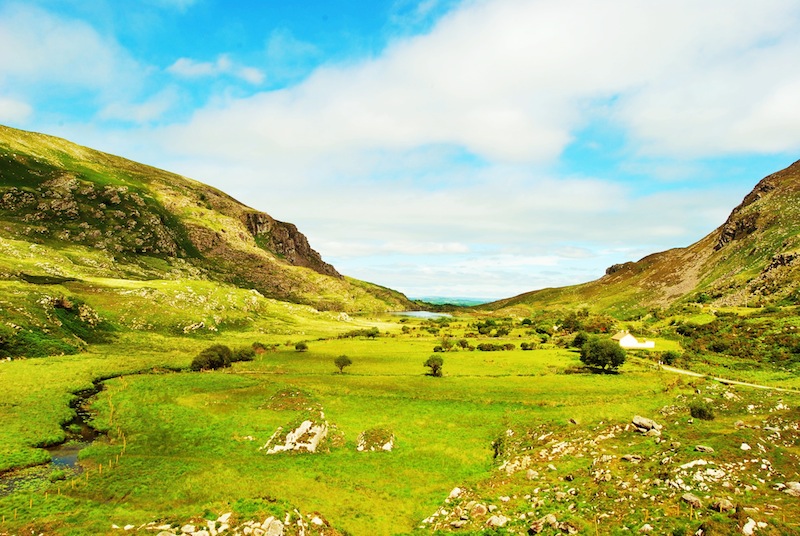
612 331 655 349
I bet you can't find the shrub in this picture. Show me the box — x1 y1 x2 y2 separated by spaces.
689 402 715 421
579 337 626 371
232 346 255 362
339 327 380 339
571 331 589 348
190 344 232 371
661 350 680 365
423 355 443 377
334 354 352 373
295 341 308 352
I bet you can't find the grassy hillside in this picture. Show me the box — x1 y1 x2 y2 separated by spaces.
485 159 800 317
0 124 414 315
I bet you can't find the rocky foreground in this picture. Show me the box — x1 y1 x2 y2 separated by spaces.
418 381 800 535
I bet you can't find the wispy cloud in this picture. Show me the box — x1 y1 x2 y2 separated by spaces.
0 97 32 123
167 55 265 85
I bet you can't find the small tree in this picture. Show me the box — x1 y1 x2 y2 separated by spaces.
295 341 308 352
334 354 352 373
424 355 444 377
571 331 589 348
580 337 626 371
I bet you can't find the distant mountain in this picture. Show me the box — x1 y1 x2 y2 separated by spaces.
0 124 414 313
414 296 494 307
484 159 800 316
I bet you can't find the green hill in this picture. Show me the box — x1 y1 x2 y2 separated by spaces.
0 124 414 357
484 159 800 317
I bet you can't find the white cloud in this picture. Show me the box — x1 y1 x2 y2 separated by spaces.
167 55 265 85
98 88 181 124
0 3 141 93
8 0 797 297
0 97 32 122
161 0 800 173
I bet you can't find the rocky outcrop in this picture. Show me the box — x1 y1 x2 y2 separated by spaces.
242 212 340 278
261 419 329 454
356 428 395 452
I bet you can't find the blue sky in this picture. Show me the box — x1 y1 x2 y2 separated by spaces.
1 0 799 300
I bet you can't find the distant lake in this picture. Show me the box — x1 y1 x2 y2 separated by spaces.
392 311 452 319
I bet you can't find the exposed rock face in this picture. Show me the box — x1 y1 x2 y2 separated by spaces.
242 212 340 278
605 262 634 276
714 174 778 251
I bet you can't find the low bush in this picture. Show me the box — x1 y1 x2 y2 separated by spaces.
190 344 233 371
232 346 255 362
689 402 715 421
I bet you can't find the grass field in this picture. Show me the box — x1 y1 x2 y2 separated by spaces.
1 313 799 535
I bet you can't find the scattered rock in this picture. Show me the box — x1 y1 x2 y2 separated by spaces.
486 515 509 528
639 524 653 533
681 493 702 509
448 487 463 499
470 503 488 517
712 498 735 512
622 454 643 463
695 445 715 453
741 443 752 451
263 519 284 536
742 519 756 535
784 482 800 497
632 415 662 432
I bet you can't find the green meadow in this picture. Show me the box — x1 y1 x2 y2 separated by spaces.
0 313 701 535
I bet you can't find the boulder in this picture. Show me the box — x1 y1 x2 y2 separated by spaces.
263 519 284 536
695 445 715 453
681 493 702 509
486 515 509 528
470 503 488 517
712 498 735 512
622 454 643 463
785 482 800 497
632 416 662 432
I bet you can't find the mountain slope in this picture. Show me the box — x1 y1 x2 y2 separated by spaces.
0 124 414 313
485 159 800 316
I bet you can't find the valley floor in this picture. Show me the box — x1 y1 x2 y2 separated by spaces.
0 314 799 535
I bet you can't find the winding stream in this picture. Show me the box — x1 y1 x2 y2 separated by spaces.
0 383 103 496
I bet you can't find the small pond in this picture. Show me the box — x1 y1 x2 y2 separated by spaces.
392 311 452 319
